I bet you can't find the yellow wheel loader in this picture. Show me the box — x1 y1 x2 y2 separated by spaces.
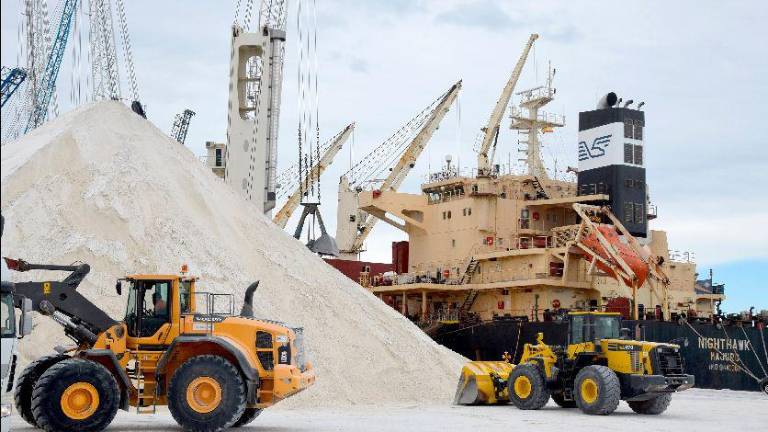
5 258 315 432
454 311 694 415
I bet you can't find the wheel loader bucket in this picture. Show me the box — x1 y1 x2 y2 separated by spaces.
453 361 514 405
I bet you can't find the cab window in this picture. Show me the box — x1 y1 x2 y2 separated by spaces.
125 280 172 338
1 293 15 338
179 281 192 314
570 315 585 344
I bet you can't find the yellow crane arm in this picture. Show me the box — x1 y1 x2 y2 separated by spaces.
477 33 538 175
273 122 355 228
348 80 462 253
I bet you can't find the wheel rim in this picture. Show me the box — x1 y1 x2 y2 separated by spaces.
514 376 532 399
186 376 222 414
60 382 100 420
580 378 599 404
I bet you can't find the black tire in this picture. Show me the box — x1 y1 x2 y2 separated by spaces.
574 365 621 415
168 355 247 432
232 407 262 427
552 392 577 408
507 363 550 410
13 354 68 428
628 394 672 415
31 358 120 432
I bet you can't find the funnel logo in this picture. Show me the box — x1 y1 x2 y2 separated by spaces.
578 135 612 161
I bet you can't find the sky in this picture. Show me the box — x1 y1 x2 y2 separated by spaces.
1 0 766 312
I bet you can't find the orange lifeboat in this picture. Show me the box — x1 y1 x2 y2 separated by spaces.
578 224 649 287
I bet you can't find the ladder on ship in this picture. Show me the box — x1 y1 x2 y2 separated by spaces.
460 258 479 285
531 176 549 199
459 289 480 316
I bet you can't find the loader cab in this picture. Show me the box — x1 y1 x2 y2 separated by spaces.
122 274 198 347
567 312 622 357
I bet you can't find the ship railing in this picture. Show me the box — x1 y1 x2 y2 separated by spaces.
669 250 696 263
511 105 565 126
551 224 580 248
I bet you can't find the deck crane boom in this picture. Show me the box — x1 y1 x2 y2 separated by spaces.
273 122 355 228
1 67 28 108
25 0 79 132
337 80 462 258
476 33 538 176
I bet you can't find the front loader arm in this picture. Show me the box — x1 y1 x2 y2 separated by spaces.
4 258 118 345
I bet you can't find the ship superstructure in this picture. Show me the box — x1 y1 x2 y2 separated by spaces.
349 38 722 329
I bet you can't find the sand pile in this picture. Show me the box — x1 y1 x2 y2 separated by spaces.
0 101 465 407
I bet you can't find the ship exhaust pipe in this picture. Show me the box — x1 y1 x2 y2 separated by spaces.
597 92 618 109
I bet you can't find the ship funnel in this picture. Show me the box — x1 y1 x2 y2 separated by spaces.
597 92 618 109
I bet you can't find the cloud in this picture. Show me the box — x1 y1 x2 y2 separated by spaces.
435 1 518 31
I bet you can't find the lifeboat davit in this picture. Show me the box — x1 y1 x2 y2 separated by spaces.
579 224 649 287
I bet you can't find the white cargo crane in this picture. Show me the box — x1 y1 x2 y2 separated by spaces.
336 80 462 259
224 0 288 215
476 33 538 177
273 122 355 229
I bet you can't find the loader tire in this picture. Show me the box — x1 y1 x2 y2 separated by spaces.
507 363 550 410
168 355 246 432
31 358 119 432
628 394 672 415
13 353 68 428
552 392 577 408
232 407 262 427
574 365 621 415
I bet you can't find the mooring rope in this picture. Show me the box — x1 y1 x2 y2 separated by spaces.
741 325 768 378
681 320 760 382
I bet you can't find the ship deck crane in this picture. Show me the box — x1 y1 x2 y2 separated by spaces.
476 33 538 177
273 122 355 229
0 67 28 108
337 80 462 258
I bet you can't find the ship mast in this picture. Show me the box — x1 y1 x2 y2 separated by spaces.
510 61 565 179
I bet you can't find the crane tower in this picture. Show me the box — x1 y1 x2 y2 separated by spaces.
224 0 288 215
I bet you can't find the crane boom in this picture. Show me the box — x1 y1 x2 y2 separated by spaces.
347 80 462 255
273 122 355 228
476 33 538 176
1 67 27 108
26 0 79 131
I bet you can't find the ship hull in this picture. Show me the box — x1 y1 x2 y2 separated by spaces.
434 319 768 392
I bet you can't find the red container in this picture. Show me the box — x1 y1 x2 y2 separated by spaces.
391 241 409 274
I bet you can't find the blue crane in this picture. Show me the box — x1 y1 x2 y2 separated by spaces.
26 0 79 132
0 67 28 108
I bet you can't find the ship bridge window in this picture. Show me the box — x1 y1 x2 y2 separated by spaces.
624 143 634 164
625 179 635 188
624 202 633 223
633 145 643 165
634 203 645 224
624 120 633 139
634 120 644 140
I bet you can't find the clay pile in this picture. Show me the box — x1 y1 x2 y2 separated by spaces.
0 101 465 407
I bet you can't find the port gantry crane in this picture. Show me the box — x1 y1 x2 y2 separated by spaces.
273 122 355 229
224 0 289 215
0 67 28 108
25 0 79 132
169 108 196 145
336 80 462 259
476 33 538 177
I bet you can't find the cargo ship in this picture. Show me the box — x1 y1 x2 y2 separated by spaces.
325 35 768 393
